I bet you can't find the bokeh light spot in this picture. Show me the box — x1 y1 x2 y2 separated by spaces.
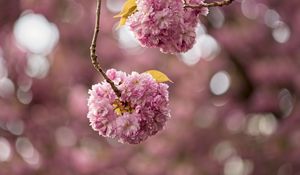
210 71 231 95
16 137 41 167
17 88 33 104
264 9 280 28
0 137 12 162
212 141 236 162
26 54 50 79
278 89 294 117
16 137 34 159
241 0 259 19
13 12 59 55
115 25 142 53
106 0 125 13
272 21 290 43
208 7 225 28
0 55 8 79
55 126 77 147
246 113 277 136
258 113 277 136
6 119 24 135
224 156 253 175
181 33 220 65
0 77 15 98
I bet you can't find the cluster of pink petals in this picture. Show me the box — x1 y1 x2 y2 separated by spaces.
128 0 208 54
87 69 170 144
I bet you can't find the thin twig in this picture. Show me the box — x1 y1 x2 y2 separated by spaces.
184 0 235 9
90 0 121 97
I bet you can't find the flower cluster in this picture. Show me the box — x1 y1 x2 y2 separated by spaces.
128 0 208 54
87 69 170 144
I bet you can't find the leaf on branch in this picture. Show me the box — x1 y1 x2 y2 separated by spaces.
146 70 173 83
114 0 137 27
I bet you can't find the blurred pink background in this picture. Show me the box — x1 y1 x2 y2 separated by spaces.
1 0 300 174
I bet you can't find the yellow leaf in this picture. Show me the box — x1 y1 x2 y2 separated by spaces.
114 0 137 27
146 70 173 83
118 17 127 27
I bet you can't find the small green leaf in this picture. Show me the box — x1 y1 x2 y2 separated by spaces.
146 70 173 83
114 0 137 27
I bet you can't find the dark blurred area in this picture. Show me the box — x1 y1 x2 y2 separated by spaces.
0 0 300 174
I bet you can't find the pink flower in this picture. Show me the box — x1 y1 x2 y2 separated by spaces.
127 0 208 54
87 69 170 144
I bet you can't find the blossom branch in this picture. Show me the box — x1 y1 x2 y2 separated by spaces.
90 0 121 97
183 0 235 9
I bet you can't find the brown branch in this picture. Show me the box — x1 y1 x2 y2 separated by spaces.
90 0 121 98
184 0 235 9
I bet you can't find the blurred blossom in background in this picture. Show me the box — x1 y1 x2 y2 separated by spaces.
1 0 300 174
